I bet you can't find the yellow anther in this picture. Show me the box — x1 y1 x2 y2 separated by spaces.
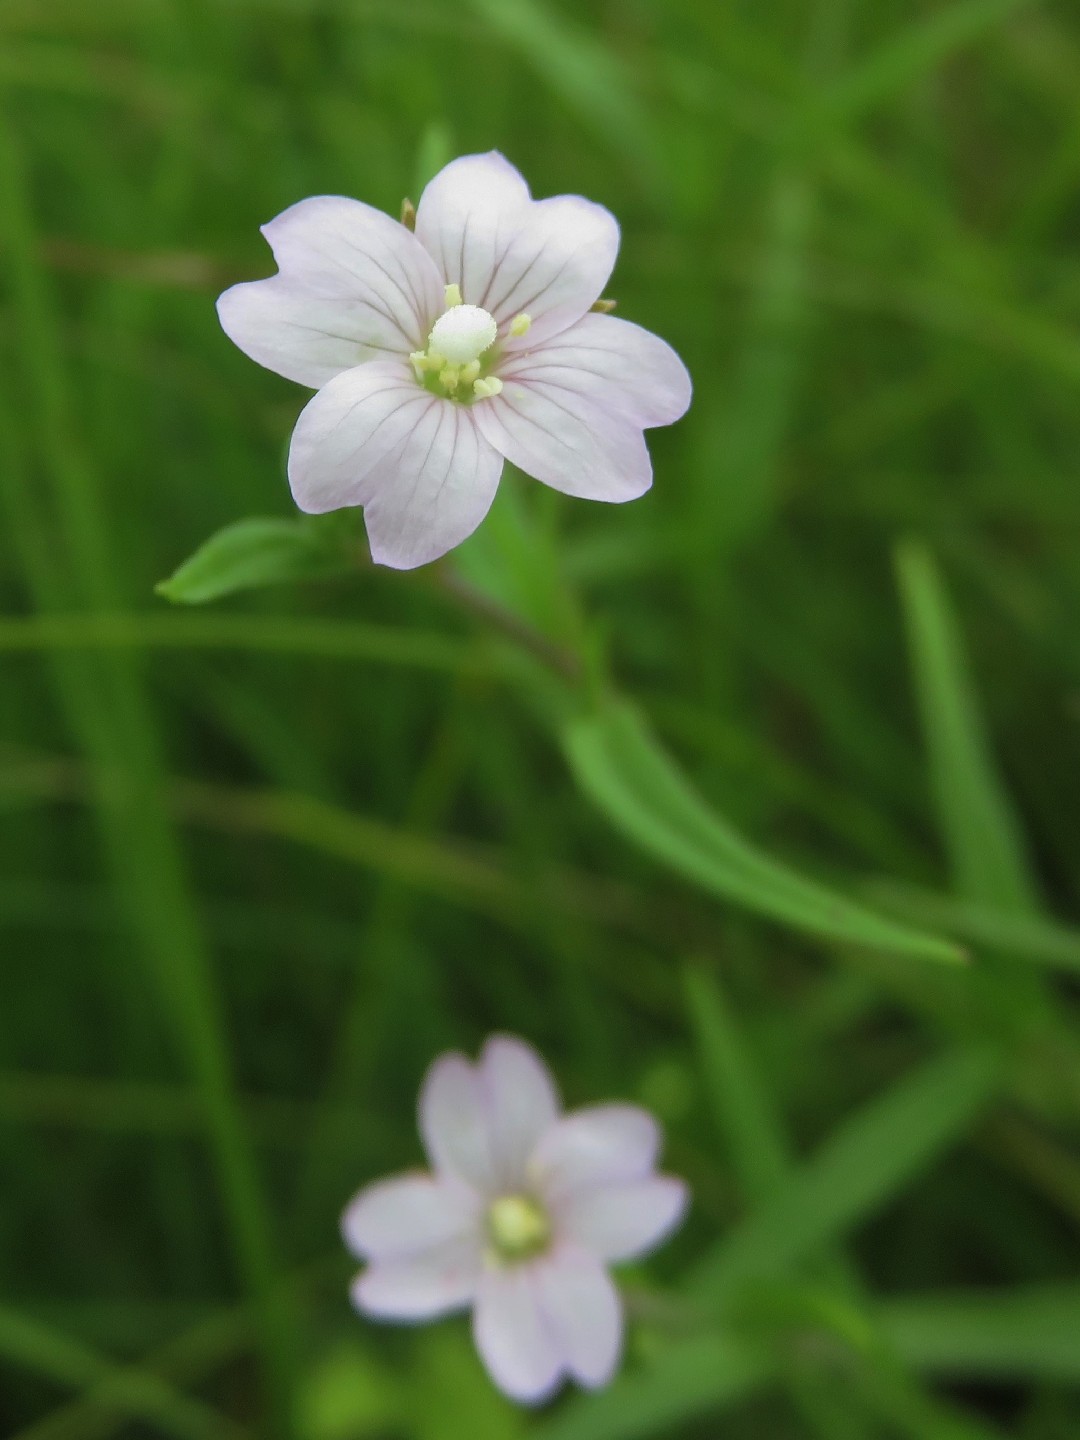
444 283 463 308
509 312 531 338
460 360 481 386
440 366 461 392
473 376 503 400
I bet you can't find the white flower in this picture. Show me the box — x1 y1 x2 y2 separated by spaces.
217 152 692 570
341 1035 688 1405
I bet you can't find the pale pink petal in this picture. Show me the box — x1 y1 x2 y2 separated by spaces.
535 1245 622 1389
473 379 651 502
351 1236 482 1321
473 1265 562 1405
529 1105 660 1204
506 314 692 428
361 400 503 570
341 1172 482 1261
420 1052 497 1192
262 195 441 345
216 281 414 389
556 1176 688 1263
414 152 531 306
479 1036 561 1191
415 152 619 347
286 361 504 565
287 361 431 513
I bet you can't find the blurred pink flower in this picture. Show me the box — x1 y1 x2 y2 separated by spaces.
217 152 691 570
341 1035 688 1405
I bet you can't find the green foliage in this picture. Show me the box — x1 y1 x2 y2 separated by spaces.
2 0 1079 1438
157 517 363 605
564 699 963 961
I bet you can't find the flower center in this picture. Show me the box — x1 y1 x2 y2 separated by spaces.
410 285 529 404
486 1193 551 1263
429 303 497 365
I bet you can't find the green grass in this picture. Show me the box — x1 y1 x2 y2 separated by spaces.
1 1 1079 1436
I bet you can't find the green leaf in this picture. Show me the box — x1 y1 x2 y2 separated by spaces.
298 1342 401 1440
563 700 963 962
156 517 360 605
866 880 1080 977
690 1048 1000 1310
533 1335 769 1440
896 542 1040 915
879 1285 1080 1384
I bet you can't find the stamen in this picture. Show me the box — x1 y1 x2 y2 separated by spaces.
428 305 498 366
509 312 531 337
400 198 416 232
444 283 463 308
487 1194 550 1262
473 377 503 400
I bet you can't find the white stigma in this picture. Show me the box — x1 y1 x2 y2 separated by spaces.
428 304 498 366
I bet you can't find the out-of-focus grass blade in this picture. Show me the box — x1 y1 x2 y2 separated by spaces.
563 701 963 962
683 965 788 1204
879 1286 1080 1383
690 1048 1000 1309
817 0 1040 124
0 1305 240 1440
896 542 1040 915
464 0 663 192
0 612 472 673
532 1336 769 1440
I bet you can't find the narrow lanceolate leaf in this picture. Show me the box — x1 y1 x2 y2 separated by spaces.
690 1048 1000 1310
879 1285 1080 1384
563 701 962 962
156 516 360 605
865 881 1080 978
896 542 1040 915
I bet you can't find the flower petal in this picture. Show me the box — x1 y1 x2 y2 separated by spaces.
263 195 441 345
341 1172 482 1261
287 361 429 513
535 1245 622 1389
362 401 503 570
217 280 414 389
473 1265 562 1404
414 152 531 305
506 314 692 427
420 1052 497 1192
529 1105 660 1203
473 380 651 502
479 1036 561 1190
415 152 620 347
287 361 504 566
351 1236 482 1321
556 1176 688 1264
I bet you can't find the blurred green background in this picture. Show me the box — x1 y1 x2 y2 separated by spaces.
3 0 1080 1436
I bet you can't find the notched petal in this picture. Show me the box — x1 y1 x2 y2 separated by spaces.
416 151 619 347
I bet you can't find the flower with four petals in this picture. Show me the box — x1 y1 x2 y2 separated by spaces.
342 1035 688 1404
218 152 692 569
